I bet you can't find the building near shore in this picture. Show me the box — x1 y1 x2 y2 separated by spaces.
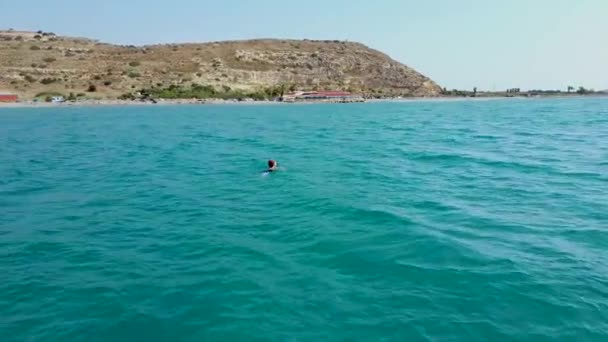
281 91 364 103
0 93 18 102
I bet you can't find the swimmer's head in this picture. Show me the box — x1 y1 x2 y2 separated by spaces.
268 160 277 168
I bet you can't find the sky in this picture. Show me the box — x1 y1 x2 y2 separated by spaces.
1 0 606 91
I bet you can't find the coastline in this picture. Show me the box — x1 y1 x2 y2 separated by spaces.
1 94 606 108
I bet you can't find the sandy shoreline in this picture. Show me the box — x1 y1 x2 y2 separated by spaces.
1 95 606 108
0 98 280 108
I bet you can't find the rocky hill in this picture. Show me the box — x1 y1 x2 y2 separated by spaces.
0 30 442 99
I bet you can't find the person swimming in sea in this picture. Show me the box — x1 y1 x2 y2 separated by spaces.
266 159 278 172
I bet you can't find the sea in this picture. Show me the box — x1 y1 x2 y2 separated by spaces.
1 98 607 341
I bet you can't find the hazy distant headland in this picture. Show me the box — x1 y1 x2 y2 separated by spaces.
0 29 604 104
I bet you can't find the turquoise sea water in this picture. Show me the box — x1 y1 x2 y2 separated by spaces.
1 98 607 341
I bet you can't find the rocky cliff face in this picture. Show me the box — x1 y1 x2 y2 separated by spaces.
0 31 442 98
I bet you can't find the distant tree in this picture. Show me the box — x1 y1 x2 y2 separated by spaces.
576 86 588 95
67 92 76 101
473 87 477 97
567 86 574 93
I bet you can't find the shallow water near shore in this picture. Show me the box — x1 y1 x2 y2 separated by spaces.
1 98 608 341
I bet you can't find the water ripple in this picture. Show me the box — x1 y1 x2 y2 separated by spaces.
1 98 608 341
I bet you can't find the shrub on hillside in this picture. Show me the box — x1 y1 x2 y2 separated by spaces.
119 93 135 100
30 45 41 50
40 78 58 84
129 61 140 67
93 75 102 80
25 75 36 83
87 84 97 92
43 57 56 63
103 81 112 86
128 71 140 78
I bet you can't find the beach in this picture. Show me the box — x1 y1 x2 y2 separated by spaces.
2 94 606 108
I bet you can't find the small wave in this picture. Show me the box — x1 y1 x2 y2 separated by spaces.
408 151 554 173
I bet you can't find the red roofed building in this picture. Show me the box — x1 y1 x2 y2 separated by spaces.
0 94 18 102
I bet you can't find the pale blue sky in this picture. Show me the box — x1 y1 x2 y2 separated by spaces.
2 0 606 90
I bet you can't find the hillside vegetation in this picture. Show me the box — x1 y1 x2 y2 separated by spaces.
0 30 442 99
